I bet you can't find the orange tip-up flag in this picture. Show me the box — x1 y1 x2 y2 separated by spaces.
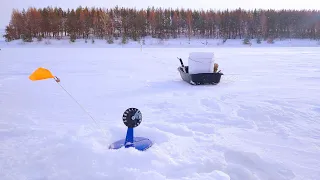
29 67 55 81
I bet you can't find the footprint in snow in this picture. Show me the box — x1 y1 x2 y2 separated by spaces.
224 150 295 180
200 98 222 112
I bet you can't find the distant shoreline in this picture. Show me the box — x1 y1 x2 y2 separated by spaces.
1 37 319 48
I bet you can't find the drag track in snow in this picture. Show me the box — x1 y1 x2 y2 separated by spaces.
0 47 320 180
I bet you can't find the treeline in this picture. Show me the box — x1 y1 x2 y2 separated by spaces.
4 6 320 43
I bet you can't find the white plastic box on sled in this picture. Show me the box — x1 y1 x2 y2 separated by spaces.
188 52 215 74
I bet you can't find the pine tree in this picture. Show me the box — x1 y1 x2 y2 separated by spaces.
4 7 320 41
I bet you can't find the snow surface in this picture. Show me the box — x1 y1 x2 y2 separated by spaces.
0 43 320 180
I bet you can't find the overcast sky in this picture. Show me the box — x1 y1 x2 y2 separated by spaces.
1 0 319 28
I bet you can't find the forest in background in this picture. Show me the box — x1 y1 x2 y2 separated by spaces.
3 6 320 44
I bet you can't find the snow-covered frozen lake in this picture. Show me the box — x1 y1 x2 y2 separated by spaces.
0 47 319 180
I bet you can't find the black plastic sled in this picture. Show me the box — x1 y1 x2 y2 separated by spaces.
177 58 223 85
